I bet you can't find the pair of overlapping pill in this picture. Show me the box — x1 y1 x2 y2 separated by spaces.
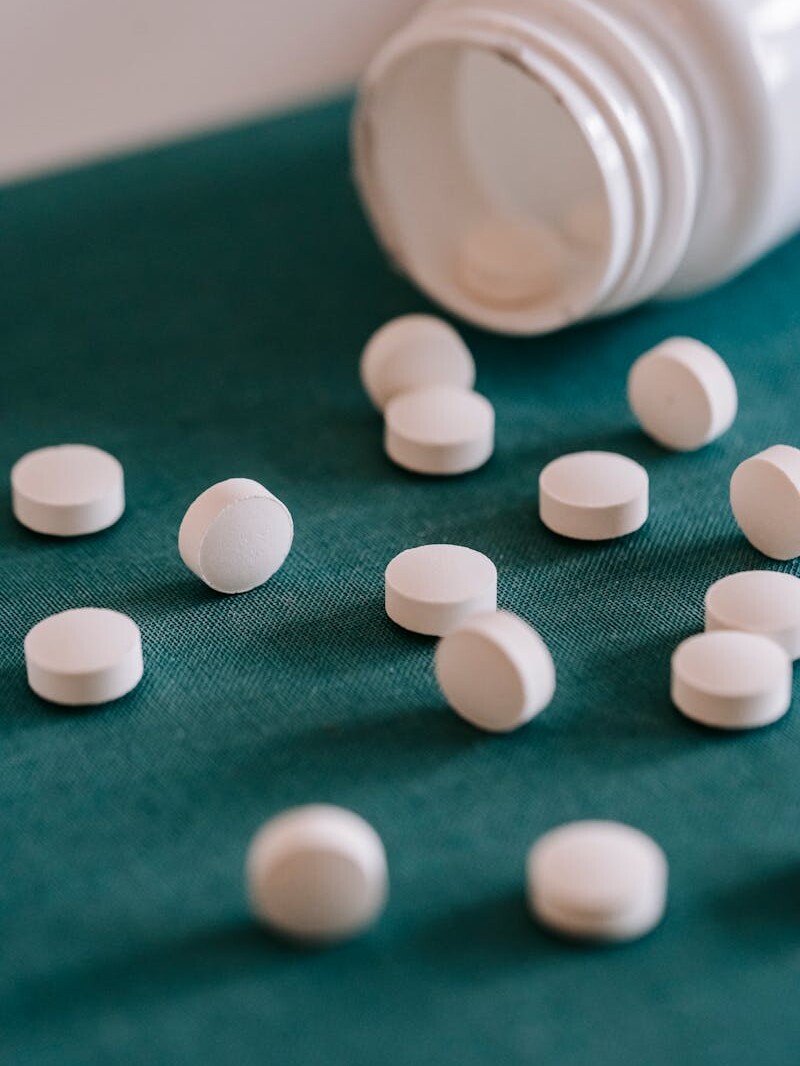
246 805 667 947
672 570 800 730
385 543 555 733
361 315 494 476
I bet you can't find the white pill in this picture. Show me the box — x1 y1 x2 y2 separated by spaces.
671 630 791 730
360 314 475 411
384 385 494 476
705 570 800 659
434 610 555 733
11 444 124 536
627 337 737 451
385 544 497 637
539 451 648 541
527 821 668 943
24 608 143 706
730 445 800 560
456 215 561 307
245 805 388 943
179 478 293 595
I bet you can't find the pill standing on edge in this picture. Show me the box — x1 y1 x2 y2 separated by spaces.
539 451 648 541
730 445 800 560
24 608 143 706
627 337 737 451
360 314 475 411
246 805 388 944
671 630 791 730
705 570 800 659
434 610 555 732
384 384 495 476
179 478 293 595
527 821 668 943
11 444 125 536
385 544 497 637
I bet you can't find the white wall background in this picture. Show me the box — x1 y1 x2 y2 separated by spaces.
0 0 424 183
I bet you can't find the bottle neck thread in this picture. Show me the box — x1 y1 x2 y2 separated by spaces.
355 0 701 333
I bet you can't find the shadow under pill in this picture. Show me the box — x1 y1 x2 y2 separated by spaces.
118 571 274 617
6 917 304 1025
270 703 481 783
413 889 662 969
519 425 671 471
712 861 800 948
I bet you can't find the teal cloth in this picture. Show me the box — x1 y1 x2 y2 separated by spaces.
2 97 800 1066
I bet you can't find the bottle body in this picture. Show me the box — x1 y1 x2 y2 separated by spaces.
353 0 800 335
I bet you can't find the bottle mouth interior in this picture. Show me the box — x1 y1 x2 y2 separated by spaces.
358 40 625 335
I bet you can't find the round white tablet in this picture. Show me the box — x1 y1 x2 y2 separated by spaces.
456 215 561 307
179 478 293 594
627 337 737 451
539 451 648 541
360 314 475 411
384 385 494 476
434 610 555 733
671 630 791 730
245 805 388 943
730 445 800 560
385 544 497 637
24 608 143 706
527 821 667 942
11 444 124 536
705 570 800 659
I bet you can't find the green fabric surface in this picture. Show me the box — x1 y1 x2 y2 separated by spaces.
2 96 800 1066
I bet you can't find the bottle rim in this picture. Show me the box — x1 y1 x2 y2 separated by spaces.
354 2 702 334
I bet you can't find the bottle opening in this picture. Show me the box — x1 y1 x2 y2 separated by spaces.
358 39 623 334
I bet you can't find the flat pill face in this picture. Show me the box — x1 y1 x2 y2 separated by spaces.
730 445 800 560
246 805 388 943
24 608 143 706
539 451 648 540
197 495 293 594
527 821 667 942
179 478 293 594
705 570 800 659
384 385 495 476
627 337 737 451
11 444 125 536
434 610 555 732
385 544 497 636
360 314 475 411
671 630 791 729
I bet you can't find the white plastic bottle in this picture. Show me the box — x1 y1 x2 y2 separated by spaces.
353 0 800 335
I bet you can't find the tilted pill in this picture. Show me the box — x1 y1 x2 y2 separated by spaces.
179 478 293 594
434 610 555 733
246 805 388 943
360 314 475 411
